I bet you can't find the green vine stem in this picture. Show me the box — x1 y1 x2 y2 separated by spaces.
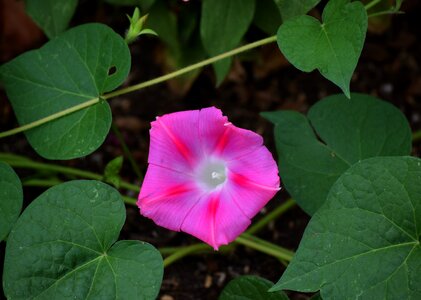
364 0 381 10
236 233 294 262
0 98 99 139
0 36 277 139
163 233 294 268
9 158 296 267
163 244 211 267
0 3 407 140
22 178 138 205
246 198 296 235
23 177 294 267
0 152 140 193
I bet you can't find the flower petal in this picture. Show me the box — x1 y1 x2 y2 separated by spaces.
225 146 280 218
148 110 202 173
140 107 281 249
181 190 251 250
138 164 204 231
198 107 263 160
198 107 228 153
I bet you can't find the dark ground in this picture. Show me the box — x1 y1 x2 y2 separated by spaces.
1 0 420 299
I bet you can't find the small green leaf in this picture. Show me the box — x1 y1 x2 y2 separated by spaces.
0 23 131 160
274 0 321 21
103 156 123 188
3 180 163 299
271 156 421 299
139 28 158 36
125 9 157 44
200 0 255 85
220 275 289 300
277 0 367 97
262 93 412 215
24 0 78 39
0 162 23 241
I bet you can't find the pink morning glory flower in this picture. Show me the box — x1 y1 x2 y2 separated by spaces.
137 107 280 249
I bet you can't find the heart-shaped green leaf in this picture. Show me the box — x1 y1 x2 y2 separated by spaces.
277 0 367 97
262 93 412 215
271 156 421 299
3 180 163 299
0 162 23 241
220 276 289 300
0 23 131 160
25 0 78 38
200 0 255 85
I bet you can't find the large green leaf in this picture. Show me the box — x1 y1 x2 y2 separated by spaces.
220 276 289 300
271 156 421 299
0 23 131 160
262 93 412 215
0 162 23 241
3 180 163 299
200 0 255 85
277 0 367 97
274 0 321 21
25 0 78 39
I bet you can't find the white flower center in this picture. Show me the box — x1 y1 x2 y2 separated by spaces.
199 160 227 189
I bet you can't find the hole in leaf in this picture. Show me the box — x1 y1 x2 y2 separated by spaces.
108 66 117 76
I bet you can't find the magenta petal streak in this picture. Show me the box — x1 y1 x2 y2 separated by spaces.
138 107 280 250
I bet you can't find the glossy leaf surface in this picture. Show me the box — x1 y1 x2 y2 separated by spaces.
272 156 421 299
262 94 411 214
0 162 23 241
220 276 289 300
0 24 131 160
3 180 163 299
277 0 367 97
25 0 78 38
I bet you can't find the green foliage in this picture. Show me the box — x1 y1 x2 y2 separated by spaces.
220 276 289 300
0 162 23 241
147 2 181 61
24 0 78 39
262 93 412 215
125 8 157 44
254 0 320 36
277 0 367 97
0 23 131 160
147 1 206 91
3 180 163 299
103 156 124 188
275 0 321 21
200 0 255 85
253 0 282 35
271 156 421 299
